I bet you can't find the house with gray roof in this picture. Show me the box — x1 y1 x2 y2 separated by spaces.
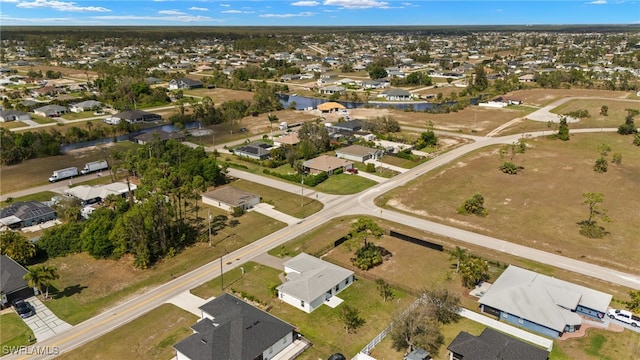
201 187 260 212
302 155 353 175
277 253 354 313
447 328 549 360
33 104 67 117
169 78 203 90
69 100 102 113
336 144 384 162
0 255 36 307
379 88 413 101
173 293 296 360
233 142 272 161
478 265 612 338
0 110 31 122
0 201 56 229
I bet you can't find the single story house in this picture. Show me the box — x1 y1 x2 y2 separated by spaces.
273 132 300 147
518 74 536 83
336 144 384 162
358 80 385 89
233 143 272 161
33 104 67 117
280 74 301 82
331 119 362 132
133 129 186 145
169 78 203 90
0 255 36 307
64 182 136 207
317 102 346 113
478 265 612 338
106 109 162 124
69 100 102 113
302 155 353 175
277 253 354 313
201 186 260 212
173 293 296 360
0 110 31 122
447 328 549 360
380 88 413 101
320 85 346 95
0 201 56 229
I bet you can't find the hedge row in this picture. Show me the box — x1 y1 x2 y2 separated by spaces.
262 169 329 186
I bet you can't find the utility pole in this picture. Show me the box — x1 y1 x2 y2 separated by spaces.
300 176 304 207
208 209 212 247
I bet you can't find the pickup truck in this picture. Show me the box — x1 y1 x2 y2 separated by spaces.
608 309 640 327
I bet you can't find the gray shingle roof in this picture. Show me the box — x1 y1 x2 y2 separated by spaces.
278 253 353 303
173 294 294 360
447 328 549 360
479 265 611 332
202 187 259 208
0 255 29 295
0 201 56 222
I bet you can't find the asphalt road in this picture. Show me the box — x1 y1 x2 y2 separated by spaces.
2 125 638 359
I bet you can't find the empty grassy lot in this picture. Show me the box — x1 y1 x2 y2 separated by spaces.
0 141 137 194
228 178 323 218
0 313 35 352
55 304 197 360
506 89 632 107
42 210 285 325
377 132 640 273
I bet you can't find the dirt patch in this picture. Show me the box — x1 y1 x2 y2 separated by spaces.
505 89 632 106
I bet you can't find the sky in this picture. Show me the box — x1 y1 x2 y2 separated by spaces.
0 0 638 27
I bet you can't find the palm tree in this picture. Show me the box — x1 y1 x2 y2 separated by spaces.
23 266 47 297
40 265 60 300
450 246 467 273
267 113 278 140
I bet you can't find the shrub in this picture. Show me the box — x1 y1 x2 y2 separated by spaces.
499 161 523 175
457 194 488 217
365 163 376 173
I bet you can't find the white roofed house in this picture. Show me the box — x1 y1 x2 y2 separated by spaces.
336 144 384 163
69 100 102 113
169 78 203 90
478 265 612 338
201 186 260 212
277 253 354 313
33 104 68 117
64 182 137 207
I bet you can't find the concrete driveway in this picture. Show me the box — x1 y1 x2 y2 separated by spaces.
22 297 72 342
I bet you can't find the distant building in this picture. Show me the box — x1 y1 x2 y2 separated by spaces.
169 78 203 90
33 104 67 117
106 110 161 124
132 129 186 145
69 100 102 113
0 110 31 122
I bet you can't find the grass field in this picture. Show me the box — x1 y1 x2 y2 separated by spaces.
314 172 378 194
1 190 58 206
377 132 640 273
55 304 197 360
43 210 285 325
0 121 27 129
229 179 323 218
0 141 138 194
0 313 35 353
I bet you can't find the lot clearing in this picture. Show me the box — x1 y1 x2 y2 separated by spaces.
377 132 640 273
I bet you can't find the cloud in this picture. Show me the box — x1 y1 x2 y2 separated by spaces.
189 6 208 11
588 0 607 3
16 0 110 12
221 9 254 14
92 14 216 23
291 1 320 6
323 0 388 9
1 0 20 3
219 3 230 6
158 9 185 15
260 11 314 18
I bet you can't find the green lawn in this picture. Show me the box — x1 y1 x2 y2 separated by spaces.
30 115 57 125
62 112 98 120
0 313 35 353
44 210 286 325
314 173 377 194
1 191 58 206
229 179 323 218
0 121 28 129
56 304 197 360
379 154 428 169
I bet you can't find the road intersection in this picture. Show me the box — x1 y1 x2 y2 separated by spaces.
2 122 639 359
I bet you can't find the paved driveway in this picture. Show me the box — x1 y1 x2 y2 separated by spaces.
22 297 72 342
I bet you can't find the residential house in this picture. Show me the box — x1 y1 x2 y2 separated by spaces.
302 155 353 175
331 120 362 132
336 144 383 163
69 100 102 113
64 182 136 207
33 104 67 117
233 143 272 161
0 110 31 122
133 129 186 145
106 109 162 124
273 132 300 147
201 186 260 212
277 253 354 313
0 255 36 307
379 88 413 101
169 78 203 90
518 74 536 83
319 85 346 95
280 74 301 82
447 328 549 360
404 348 431 360
173 293 296 360
0 201 56 229
478 265 612 338
317 102 346 113
358 80 385 89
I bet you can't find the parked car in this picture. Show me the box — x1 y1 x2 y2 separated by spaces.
346 168 359 174
12 298 35 319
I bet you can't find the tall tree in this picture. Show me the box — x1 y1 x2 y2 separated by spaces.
579 192 610 238
23 266 47 297
0 231 36 264
459 257 490 288
390 300 445 354
422 288 462 325
450 246 467 273
338 304 366 334
40 265 59 300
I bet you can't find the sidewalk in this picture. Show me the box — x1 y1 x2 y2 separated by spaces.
250 203 301 225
